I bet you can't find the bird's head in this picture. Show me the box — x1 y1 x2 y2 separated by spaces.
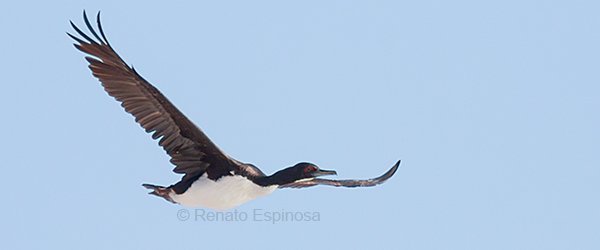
291 162 337 180
265 162 337 186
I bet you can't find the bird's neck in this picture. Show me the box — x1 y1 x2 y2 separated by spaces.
253 168 297 187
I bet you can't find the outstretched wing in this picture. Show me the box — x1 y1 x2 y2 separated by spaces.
280 160 400 188
68 11 247 191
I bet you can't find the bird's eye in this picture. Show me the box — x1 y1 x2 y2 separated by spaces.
304 166 316 173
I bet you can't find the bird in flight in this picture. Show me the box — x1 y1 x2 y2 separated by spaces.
68 11 401 210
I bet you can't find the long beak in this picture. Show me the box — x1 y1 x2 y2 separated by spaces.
313 169 337 177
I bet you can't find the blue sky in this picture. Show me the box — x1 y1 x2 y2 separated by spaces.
1 1 599 249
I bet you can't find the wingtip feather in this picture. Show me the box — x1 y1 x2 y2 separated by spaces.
379 159 401 180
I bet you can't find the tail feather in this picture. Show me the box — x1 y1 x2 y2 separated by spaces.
142 183 176 204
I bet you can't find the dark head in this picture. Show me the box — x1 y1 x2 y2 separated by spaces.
258 162 337 186
291 162 337 179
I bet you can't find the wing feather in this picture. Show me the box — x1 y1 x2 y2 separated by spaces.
69 11 242 187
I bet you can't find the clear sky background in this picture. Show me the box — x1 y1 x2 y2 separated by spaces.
1 1 599 249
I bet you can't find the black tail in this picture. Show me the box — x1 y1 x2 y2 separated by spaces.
142 183 176 204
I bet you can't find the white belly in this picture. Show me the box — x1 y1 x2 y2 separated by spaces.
170 174 278 210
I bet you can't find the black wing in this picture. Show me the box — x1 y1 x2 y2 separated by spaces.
280 160 400 188
68 11 257 193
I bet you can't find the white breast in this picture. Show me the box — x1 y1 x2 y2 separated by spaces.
169 174 278 210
